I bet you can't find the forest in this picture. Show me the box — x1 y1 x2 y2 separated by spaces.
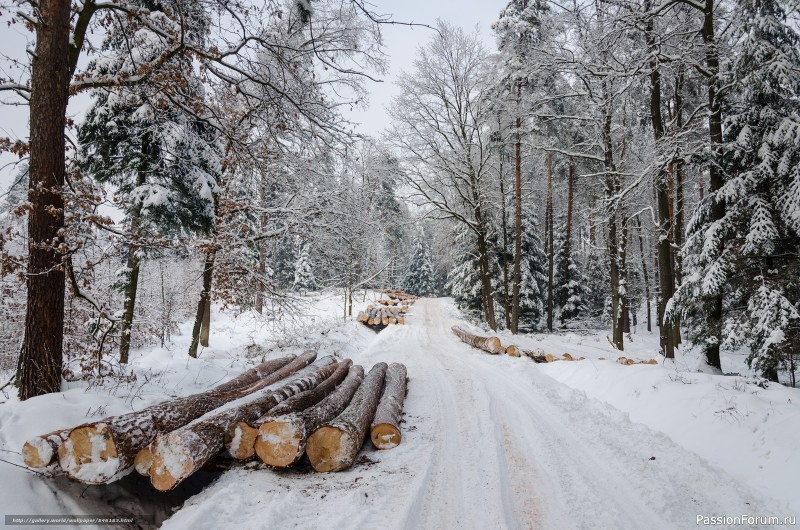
2 0 799 397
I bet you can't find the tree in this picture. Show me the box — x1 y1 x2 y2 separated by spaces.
293 243 317 294
673 0 800 381
402 233 436 297
518 209 548 328
1 0 388 396
388 21 498 329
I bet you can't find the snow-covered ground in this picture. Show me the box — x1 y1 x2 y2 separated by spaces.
1 294 798 529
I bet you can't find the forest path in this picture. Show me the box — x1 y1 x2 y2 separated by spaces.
162 298 779 530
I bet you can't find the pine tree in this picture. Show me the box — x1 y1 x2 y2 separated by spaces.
272 236 298 290
517 210 548 329
293 243 317 293
673 0 800 381
402 233 436 297
584 250 609 319
446 227 484 315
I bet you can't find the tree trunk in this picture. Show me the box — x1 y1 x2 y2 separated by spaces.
475 227 497 331
645 3 675 358
370 363 407 450
118 172 145 365
614 220 628 345
224 359 353 460
635 216 653 332
56 354 309 482
498 146 512 329
451 326 503 354
18 0 72 400
254 365 365 469
511 92 523 334
149 359 338 490
189 250 215 357
306 363 387 472
546 151 555 331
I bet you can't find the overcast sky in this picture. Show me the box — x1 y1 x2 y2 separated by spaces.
0 1 507 191
345 0 506 136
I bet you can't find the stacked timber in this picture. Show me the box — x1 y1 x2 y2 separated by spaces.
357 305 406 330
24 354 410 490
379 289 418 302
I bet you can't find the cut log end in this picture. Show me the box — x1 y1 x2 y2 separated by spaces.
58 424 120 483
23 438 53 469
484 337 503 354
255 419 304 468
226 422 259 461
134 446 153 476
505 345 521 357
306 426 356 473
370 423 401 450
149 434 194 492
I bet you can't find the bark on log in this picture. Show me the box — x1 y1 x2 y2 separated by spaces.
370 363 407 450
254 365 365 468
57 353 313 483
149 359 338 491
224 359 353 460
451 326 503 354
306 363 387 472
25 357 296 470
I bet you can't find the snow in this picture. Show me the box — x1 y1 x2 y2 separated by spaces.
1 294 798 527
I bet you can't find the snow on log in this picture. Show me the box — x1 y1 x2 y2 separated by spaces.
149 359 338 491
22 429 71 469
57 353 312 484
254 365 365 468
306 363 387 472
451 326 503 354
224 359 353 460
370 363 408 450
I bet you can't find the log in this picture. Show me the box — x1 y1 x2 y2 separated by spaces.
24 357 296 470
149 359 338 491
57 353 312 483
22 429 71 469
370 363 407 450
451 326 503 354
254 365 365 468
134 445 153 476
305 363 387 472
224 359 353 460
505 345 521 357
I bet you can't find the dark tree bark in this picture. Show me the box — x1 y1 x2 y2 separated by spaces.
511 83 523 334
189 249 215 357
18 0 72 400
645 1 675 358
635 216 653 332
545 151 555 332
118 169 146 364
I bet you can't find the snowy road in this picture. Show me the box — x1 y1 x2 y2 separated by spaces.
164 298 782 529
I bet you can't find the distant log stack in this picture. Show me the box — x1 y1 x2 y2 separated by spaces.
379 289 418 302
357 305 406 330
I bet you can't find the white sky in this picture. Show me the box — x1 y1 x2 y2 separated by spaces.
0 1 507 191
345 0 506 136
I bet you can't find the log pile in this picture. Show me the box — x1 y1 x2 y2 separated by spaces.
357 305 406 329
24 353 410 489
379 289 418 302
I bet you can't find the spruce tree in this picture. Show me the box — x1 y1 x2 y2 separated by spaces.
673 0 800 380
293 243 317 293
402 234 436 297
517 210 548 329
446 227 484 315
